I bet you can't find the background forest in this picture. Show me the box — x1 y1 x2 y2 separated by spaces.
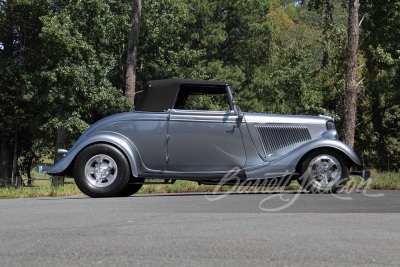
0 0 399 186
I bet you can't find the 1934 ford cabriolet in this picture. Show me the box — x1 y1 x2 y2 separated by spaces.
45 79 369 197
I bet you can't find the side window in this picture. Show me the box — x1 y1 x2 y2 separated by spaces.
184 94 230 111
174 85 231 111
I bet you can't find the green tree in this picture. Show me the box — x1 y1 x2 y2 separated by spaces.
0 0 133 186
304 0 361 149
0 0 50 186
136 0 203 87
258 0 347 120
359 0 400 170
134 0 273 112
185 0 273 111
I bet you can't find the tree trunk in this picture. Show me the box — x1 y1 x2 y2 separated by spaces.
27 157 33 186
0 136 12 187
343 0 360 149
53 127 67 186
0 1 14 187
12 133 18 187
15 170 23 188
125 0 142 105
11 133 23 187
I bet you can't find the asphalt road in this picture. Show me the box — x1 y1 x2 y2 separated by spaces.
0 190 399 266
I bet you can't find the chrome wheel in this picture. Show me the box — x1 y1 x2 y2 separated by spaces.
308 154 342 189
84 154 118 188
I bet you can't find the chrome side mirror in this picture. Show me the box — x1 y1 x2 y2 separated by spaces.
237 112 244 121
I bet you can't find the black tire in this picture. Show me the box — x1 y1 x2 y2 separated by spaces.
74 144 130 198
297 149 349 194
117 178 144 197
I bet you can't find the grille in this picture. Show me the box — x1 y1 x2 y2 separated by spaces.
255 125 311 154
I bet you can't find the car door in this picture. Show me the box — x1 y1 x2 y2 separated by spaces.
167 109 246 172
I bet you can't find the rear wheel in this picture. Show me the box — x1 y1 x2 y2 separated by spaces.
297 149 349 193
74 144 130 197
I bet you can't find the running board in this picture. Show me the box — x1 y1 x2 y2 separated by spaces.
130 179 177 185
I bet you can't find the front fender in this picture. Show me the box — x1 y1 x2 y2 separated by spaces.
47 132 140 177
245 139 360 179
293 138 361 166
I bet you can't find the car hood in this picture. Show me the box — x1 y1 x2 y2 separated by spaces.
242 112 332 125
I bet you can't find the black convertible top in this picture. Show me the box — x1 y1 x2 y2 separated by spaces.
135 79 229 112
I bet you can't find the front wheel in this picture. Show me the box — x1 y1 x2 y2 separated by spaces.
297 150 349 193
74 144 130 197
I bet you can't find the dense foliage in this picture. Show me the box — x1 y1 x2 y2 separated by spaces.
0 0 399 185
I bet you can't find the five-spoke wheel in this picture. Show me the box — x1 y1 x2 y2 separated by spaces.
298 149 349 193
74 144 130 197
84 154 118 187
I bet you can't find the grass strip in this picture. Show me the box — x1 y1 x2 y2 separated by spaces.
0 171 398 199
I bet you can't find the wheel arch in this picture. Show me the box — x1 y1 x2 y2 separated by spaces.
76 141 139 176
295 147 356 174
47 132 141 178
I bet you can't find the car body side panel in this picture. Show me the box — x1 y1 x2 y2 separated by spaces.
245 138 361 179
106 118 168 171
237 117 267 167
47 111 169 176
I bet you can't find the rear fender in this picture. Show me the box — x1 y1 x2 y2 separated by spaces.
47 132 140 177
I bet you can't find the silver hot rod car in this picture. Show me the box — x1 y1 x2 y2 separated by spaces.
45 79 369 197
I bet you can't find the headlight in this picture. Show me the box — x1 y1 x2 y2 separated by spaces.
326 121 336 130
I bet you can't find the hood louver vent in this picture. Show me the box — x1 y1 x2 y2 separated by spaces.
256 125 311 154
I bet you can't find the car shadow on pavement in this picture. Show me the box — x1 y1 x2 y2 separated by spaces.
129 190 310 198
49 190 310 200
